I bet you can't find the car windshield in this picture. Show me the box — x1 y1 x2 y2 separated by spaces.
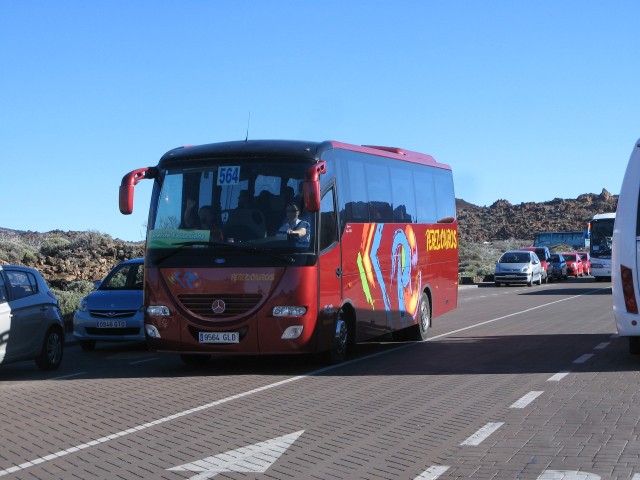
101 263 144 290
550 255 561 262
565 254 577 261
500 253 530 263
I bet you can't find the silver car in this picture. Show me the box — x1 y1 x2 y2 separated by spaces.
0 265 65 370
494 250 544 287
73 258 144 351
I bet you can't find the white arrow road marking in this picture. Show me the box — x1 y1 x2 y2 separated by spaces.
537 470 600 479
167 430 305 479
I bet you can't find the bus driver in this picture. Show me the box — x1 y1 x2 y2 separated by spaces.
278 202 310 247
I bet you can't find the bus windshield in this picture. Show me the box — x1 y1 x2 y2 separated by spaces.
147 161 316 266
590 218 614 258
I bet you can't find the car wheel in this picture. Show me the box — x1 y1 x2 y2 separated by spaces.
325 311 350 364
35 327 64 370
630 336 640 354
180 354 211 366
80 340 96 352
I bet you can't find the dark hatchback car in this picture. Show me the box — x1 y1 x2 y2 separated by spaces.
0 265 65 370
549 253 568 281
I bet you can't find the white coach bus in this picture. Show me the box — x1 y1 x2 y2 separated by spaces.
612 137 640 353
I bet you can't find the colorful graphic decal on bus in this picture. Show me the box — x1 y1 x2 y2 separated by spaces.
357 224 421 326
392 226 420 325
167 271 201 289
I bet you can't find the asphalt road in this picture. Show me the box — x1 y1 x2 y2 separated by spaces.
1 278 637 480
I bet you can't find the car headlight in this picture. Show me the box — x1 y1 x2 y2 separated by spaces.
78 297 88 312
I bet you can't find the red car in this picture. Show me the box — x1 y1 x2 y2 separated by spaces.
563 252 584 277
577 251 591 276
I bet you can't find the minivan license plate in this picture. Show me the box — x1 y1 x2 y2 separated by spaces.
97 320 126 328
199 332 239 344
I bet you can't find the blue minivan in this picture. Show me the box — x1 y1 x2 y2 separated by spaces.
73 258 145 351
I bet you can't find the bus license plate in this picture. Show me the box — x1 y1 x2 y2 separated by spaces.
97 320 126 328
199 332 239 344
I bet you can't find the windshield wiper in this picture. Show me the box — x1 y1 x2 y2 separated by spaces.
153 240 234 264
153 240 295 265
231 244 296 264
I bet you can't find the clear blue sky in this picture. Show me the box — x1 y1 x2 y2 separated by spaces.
2 1 638 242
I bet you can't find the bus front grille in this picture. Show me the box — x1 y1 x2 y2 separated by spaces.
177 294 263 318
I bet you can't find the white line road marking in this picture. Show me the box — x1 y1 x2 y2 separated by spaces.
429 288 609 342
573 354 594 363
414 466 450 479
460 422 504 446
0 286 608 476
594 342 610 350
510 391 544 409
548 371 570 382
129 357 157 365
51 372 86 380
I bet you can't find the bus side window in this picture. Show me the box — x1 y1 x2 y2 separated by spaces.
320 188 338 251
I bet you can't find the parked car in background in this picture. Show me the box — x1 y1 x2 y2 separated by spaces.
494 250 543 287
578 251 591 276
520 246 552 283
0 265 65 370
563 252 584 277
73 258 145 351
549 253 568 281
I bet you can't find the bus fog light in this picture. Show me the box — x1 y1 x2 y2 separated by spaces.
147 305 170 317
145 324 161 338
273 306 307 317
281 326 304 339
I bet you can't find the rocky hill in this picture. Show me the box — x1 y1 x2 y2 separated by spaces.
0 189 618 289
456 189 618 243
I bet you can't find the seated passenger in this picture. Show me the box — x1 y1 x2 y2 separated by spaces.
278 203 310 248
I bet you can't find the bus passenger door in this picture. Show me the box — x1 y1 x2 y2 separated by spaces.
316 187 342 351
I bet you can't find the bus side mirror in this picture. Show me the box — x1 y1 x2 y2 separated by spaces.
119 167 155 215
303 161 327 212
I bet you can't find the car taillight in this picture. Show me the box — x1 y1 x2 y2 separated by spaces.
621 265 638 314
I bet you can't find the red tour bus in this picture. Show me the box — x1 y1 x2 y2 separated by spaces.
120 140 458 364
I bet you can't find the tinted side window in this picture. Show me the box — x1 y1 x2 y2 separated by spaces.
5 271 38 300
433 169 456 221
0 275 7 303
319 188 338 251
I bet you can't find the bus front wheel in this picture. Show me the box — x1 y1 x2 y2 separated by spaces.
326 313 349 364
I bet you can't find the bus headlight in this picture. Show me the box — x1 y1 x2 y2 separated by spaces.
147 305 170 317
145 324 161 338
281 326 304 339
273 306 307 317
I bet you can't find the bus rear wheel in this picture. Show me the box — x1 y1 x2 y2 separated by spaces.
629 336 640 354
407 293 430 341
